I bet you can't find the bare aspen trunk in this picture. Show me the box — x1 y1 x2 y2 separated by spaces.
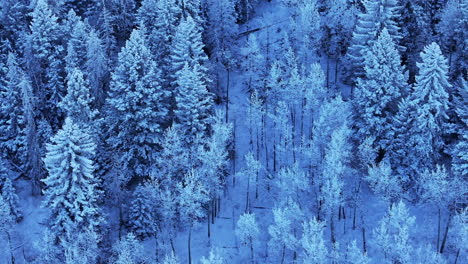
330 214 336 243
362 227 367 253
226 69 230 122
250 237 254 264
246 174 251 213
440 213 451 253
281 244 285 264
353 206 357 230
188 227 192 264
437 207 441 251
207 210 211 238
7 231 14 264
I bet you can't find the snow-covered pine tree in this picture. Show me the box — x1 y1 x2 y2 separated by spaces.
28 0 65 131
373 200 415 263
1 178 21 222
106 28 170 179
322 0 357 73
411 42 450 168
0 195 14 264
42 118 101 240
174 62 213 145
300 217 328 264
85 30 108 108
236 213 259 263
344 0 403 84
437 0 467 79
354 28 408 151
59 68 97 125
170 15 209 87
206 0 238 67
138 0 181 82
113 232 146 264
0 53 26 170
128 184 156 239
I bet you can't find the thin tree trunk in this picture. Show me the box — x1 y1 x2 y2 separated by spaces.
188 227 192 264
454 248 460 264
212 199 215 224
353 206 357 230
246 174 250 213
207 210 211 238
281 244 285 264
362 227 367 253
335 58 339 85
226 68 230 123
250 237 254 264
7 231 14 264
330 214 336 243
437 207 441 251
326 58 330 89
440 213 451 253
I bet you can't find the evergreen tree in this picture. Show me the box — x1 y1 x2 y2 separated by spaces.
206 0 238 67
42 118 101 240
106 28 170 179
162 252 180 264
354 28 407 150
174 62 213 145
411 43 450 167
0 195 14 264
28 0 66 130
0 53 26 169
138 0 181 79
60 68 97 124
170 15 209 86
85 30 108 108
1 178 21 222
128 184 156 239
345 0 403 83
300 218 327 264
62 229 100 264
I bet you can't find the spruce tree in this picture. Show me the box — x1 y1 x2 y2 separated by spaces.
0 53 26 169
28 0 65 130
174 62 213 145
345 0 403 83
106 28 170 179
128 184 156 239
60 68 97 124
411 43 450 167
1 178 21 222
170 16 209 86
42 118 101 240
354 28 407 150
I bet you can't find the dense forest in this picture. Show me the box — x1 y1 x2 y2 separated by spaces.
0 0 466 263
